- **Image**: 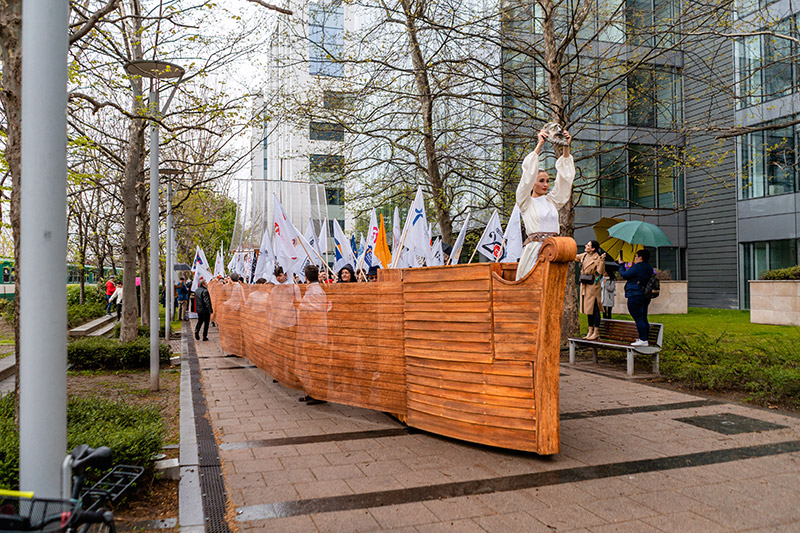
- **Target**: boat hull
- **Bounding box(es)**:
[210,236,576,454]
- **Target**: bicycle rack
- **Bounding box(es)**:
[81,465,145,511]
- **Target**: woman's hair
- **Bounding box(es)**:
[338,264,356,283]
[587,240,600,252]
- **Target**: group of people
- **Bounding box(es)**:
[218,263,381,286]
[517,125,655,347]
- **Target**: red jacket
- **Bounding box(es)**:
[106,280,116,295]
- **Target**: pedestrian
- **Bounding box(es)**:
[105,277,116,315]
[576,240,606,340]
[108,280,123,321]
[515,125,575,281]
[194,278,213,341]
[337,264,356,283]
[175,276,189,321]
[273,266,291,285]
[601,270,616,319]
[618,249,654,347]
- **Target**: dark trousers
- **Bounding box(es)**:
[603,306,613,319]
[116,303,122,320]
[627,294,650,341]
[587,303,602,327]
[195,310,210,339]
[105,294,113,314]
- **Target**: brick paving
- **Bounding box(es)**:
[187,323,800,532]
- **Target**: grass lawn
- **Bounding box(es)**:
[580,308,800,409]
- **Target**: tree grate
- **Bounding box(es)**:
[186,325,231,533]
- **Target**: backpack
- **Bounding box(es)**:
[643,274,660,299]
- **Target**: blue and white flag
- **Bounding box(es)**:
[191,245,209,274]
[332,219,355,272]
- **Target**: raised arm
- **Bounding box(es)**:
[516,129,547,209]
[548,131,575,209]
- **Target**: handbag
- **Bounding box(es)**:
[579,273,595,285]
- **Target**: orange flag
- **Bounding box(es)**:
[375,214,393,268]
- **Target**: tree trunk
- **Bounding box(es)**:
[399,0,454,244]
[0,0,22,417]
[120,114,145,341]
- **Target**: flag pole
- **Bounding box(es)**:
[494,238,507,263]
[389,224,410,269]
[298,234,336,279]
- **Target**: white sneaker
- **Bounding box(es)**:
[631,339,649,347]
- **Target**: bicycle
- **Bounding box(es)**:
[0,445,144,532]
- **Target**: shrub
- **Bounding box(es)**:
[67,284,107,306]
[760,265,800,280]
[0,299,14,326]
[67,337,170,371]
[661,330,800,407]
[112,322,152,339]
[67,301,107,329]
[0,394,164,490]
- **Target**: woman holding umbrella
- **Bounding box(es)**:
[619,248,654,346]
[515,124,575,280]
[576,240,606,340]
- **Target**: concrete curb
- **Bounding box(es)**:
[179,322,205,531]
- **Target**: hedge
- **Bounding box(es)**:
[760,265,800,280]
[0,394,164,490]
[67,337,171,371]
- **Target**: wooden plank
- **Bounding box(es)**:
[407,409,539,452]
[403,280,490,293]
[406,382,535,410]
[406,373,534,399]
[403,291,492,303]
[405,337,492,355]
[405,320,491,333]
[404,311,490,323]
[404,329,491,344]
[404,300,492,313]
[405,346,493,364]
[401,265,493,283]
[406,356,532,377]
[407,396,537,431]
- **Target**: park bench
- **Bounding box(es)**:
[568,318,663,376]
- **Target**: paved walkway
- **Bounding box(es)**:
[187,323,800,532]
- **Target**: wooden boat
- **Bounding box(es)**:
[209,236,576,455]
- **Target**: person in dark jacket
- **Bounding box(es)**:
[194,279,213,341]
[618,248,654,346]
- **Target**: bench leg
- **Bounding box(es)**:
[569,342,575,365]
[591,346,598,364]
[626,349,634,376]
[653,352,659,375]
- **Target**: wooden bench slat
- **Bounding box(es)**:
[568,319,663,376]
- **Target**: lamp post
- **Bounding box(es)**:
[124,60,184,392]
[19,0,69,498]
[160,168,183,340]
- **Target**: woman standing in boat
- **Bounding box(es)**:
[515,125,575,280]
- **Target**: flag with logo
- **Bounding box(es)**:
[450,211,471,265]
[191,246,210,274]
[332,219,355,272]
[375,214,392,268]
[253,227,275,281]
[428,238,444,267]
[476,210,505,261]
[501,205,523,263]
[273,194,302,277]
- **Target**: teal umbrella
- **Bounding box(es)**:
[607,220,673,248]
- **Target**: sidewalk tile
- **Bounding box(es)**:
[421,495,496,521]
[311,509,381,533]
[368,502,439,529]
[293,478,354,499]
[474,511,553,533]
[528,504,608,530]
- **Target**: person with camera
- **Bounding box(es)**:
[576,240,606,340]
[618,249,654,347]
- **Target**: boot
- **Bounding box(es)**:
[587,327,600,340]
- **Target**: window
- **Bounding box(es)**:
[740,239,799,307]
[626,0,676,46]
[628,66,682,128]
[310,121,345,141]
[629,144,682,208]
[328,219,345,234]
[326,188,344,206]
[323,90,354,109]
[736,17,796,108]
[309,2,343,77]
[643,246,685,280]
[310,154,344,173]
[739,122,798,199]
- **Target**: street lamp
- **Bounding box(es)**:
[160,168,183,341]
[124,60,184,392]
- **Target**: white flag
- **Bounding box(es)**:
[332,219,355,272]
[253,227,275,281]
[360,208,382,269]
[450,211,471,265]
[318,219,329,266]
[273,194,302,278]
[214,249,225,278]
[501,205,523,263]
[476,210,505,262]
[191,246,210,275]
[294,220,321,275]
[396,187,428,267]
[391,206,401,256]
[428,238,444,267]
[191,263,214,292]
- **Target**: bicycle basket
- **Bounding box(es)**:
[0,494,77,532]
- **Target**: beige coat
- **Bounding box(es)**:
[576,251,605,315]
